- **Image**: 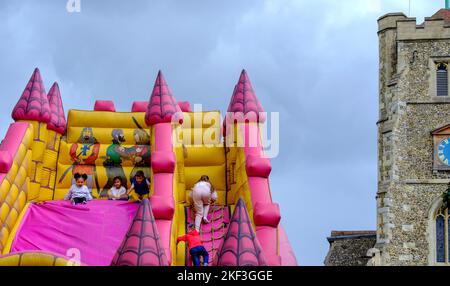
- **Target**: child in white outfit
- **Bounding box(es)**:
[108,176,128,201]
[64,173,93,205]
[190,175,218,231]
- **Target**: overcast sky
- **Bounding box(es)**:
[0,0,444,265]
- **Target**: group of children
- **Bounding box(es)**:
[64,170,150,205]
[64,171,216,267]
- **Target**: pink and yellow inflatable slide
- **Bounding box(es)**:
[0,68,297,266]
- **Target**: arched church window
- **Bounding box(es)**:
[437,63,448,97]
[435,207,450,264]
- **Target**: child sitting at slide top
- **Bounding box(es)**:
[64,173,93,205]
[108,176,128,201]
[177,223,209,266]
[127,170,150,202]
[190,175,218,231]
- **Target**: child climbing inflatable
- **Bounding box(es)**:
[177,223,209,266]
[190,175,218,231]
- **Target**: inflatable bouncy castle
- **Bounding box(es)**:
[0,68,297,266]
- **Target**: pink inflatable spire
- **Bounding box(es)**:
[46,83,66,135]
[111,199,169,266]
[214,199,267,266]
[11,68,50,123]
[226,69,265,122]
[145,70,183,126]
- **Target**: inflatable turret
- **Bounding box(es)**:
[145,71,182,265]
[215,198,267,266]
[112,199,169,266]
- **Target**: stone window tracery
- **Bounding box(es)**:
[435,207,450,264]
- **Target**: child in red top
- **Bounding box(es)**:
[177,223,209,266]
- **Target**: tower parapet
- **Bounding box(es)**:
[378,9,450,41]
[378,13,407,33]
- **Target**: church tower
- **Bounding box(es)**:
[375,8,450,265]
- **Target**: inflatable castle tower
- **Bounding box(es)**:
[0,68,297,266]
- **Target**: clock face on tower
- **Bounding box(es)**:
[432,125,450,171]
[438,138,450,166]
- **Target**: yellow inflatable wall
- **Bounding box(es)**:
[54,110,151,200]
[38,129,62,201]
[226,123,259,222]
[27,121,48,201]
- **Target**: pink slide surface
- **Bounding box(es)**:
[185,206,230,265]
[10,200,139,266]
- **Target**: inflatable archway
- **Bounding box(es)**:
[0,68,297,266]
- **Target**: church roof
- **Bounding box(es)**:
[214,198,267,266]
[327,231,376,243]
[11,68,51,123]
[431,9,450,25]
[111,199,169,266]
[325,230,376,266]
[145,70,183,126]
[46,83,66,135]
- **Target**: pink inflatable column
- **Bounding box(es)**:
[0,122,32,252]
[225,70,294,266]
[145,71,183,265]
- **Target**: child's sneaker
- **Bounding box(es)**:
[202,217,210,224]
